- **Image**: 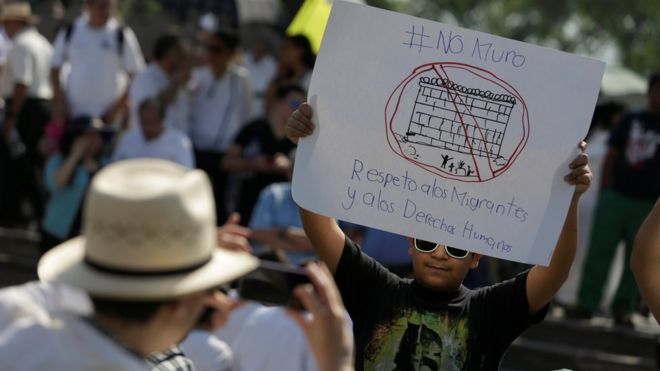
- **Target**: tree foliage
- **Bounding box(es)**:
[366,0,659,75]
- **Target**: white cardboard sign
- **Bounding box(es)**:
[292,1,605,265]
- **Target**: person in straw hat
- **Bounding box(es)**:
[0,159,259,370]
[0,1,53,226]
[0,158,355,371]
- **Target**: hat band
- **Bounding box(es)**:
[84,256,212,277]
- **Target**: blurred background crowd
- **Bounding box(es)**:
[0,0,658,369]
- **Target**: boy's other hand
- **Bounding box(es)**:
[286,102,315,144]
[564,141,592,196]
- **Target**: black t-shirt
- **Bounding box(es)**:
[335,237,547,371]
[609,111,660,201]
[234,119,296,157]
[233,119,296,223]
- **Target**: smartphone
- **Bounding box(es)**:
[237,260,311,309]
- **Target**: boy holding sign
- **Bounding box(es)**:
[287,103,592,370]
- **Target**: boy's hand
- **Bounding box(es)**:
[286,102,315,144]
[564,141,592,196]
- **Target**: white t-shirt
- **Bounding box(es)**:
[187,65,252,152]
[181,330,234,371]
[216,302,317,371]
[0,282,148,371]
[112,127,194,168]
[243,52,277,119]
[2,27,53,99]
[51,16,145,118]
[0,27,10,66]
[129,63,190,132]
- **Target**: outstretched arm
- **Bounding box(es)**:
[526,144,592,315]
[631,198,660,320]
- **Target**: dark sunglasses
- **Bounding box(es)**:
[413,238,470,259]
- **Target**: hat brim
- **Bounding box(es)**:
[37,237,259,301]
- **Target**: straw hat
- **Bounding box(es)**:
[1,2,39,24]
[38,159,258,300]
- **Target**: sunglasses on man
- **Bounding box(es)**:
[413,238,470,259]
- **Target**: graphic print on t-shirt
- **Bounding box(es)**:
[625,119,659,168]
[364,309,469,371]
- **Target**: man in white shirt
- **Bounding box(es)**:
[243,38,277,120]
[128,33,190,133]
[113,98,194,168]
[50,0,145,126]
[188,27,252,222]
[0,2,53,223]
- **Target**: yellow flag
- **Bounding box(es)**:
[286,0,332,53]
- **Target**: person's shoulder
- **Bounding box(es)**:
[181,330,234,370]
[472,269,529,299]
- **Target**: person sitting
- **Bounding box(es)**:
[248,153,315,266]
[112,98,194,168]
[286,102,593,370]
[221,82,303,224]
[40,117,105,254]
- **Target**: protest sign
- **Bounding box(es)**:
[292,1,605,265]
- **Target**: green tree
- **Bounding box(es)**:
[366,0,660,75]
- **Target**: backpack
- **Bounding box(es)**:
[63,22,126,58]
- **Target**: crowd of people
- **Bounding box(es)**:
[0,0,658,370]
[0,0,318,260]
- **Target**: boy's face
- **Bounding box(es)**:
[408,241,480,291]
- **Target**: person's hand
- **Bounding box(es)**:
[216,212,252,253]
[286,102,315,144]
[199,290,241,331]
[272,153,292,173]
[564,141,592,196]
[287,263,353,371]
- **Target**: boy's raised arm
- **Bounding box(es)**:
[288,103,346,273]
[526,145,592,315]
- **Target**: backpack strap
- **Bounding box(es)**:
[116,25,125,57]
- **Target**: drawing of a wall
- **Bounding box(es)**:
[404,77,516,159]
